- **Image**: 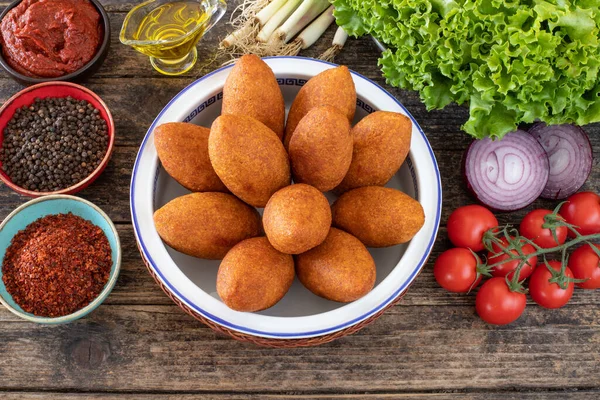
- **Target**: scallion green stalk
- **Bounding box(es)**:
[295,5,335,49]
[257,0,303,42]
[271,0,330,44]
[319,25,349,61]
[332,26,349,47]
[255,0,289,26]
[220,0,271,49]
[279,5,334,56]
[222,24,257,48]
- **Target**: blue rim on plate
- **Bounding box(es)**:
[130,56,442,338]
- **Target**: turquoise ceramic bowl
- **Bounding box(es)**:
[0,195,121,324]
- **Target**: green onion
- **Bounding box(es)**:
[282,5,335,56]
[219,1,345,60]
[257,0,303,42]
[270,0,330,45]
[220,0,270,49]
[255,0,289,26]
[222,24,258,48]
[319,26,349,62]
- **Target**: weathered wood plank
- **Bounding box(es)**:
[0,72,597,154]
[0,147,135,223]
[0,78,471,151]
[98,224,600,307]
[0,304,599,392]
[0,146,598,308]
[2,145,599,226]
[0,0,599,395]
[0,8,596,153]
[2,391,600,399]
[0,72,598,156]
[1,222,592,309]
[0,77,191,148]
[0,76,471,154]
[1,147,599,307]
[1,139,599,224]
[0,3,598,156]
[0,7,368,80]
[4,8,596,153]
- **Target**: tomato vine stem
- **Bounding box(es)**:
[482,215,596,291]
[483,227,600,271]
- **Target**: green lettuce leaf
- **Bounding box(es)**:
[333,0,600,140]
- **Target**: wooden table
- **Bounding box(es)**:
[1,1,599,398]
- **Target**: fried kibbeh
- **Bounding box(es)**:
[154,192,261,259]
[296,228,376,303]
[284,66,356,147]
[263,184,331,254]
[217,237,295,312]
[154,122,228,193]
[336,111,412,193]
[288,106,353,192]
[332,186,425,247]
[222,55,285,138]
[150,62,429,313]
[209,115,291,207]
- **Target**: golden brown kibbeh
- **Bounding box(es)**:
[154,122,228,193]
[154,192,261,259]
[332,186,425,247]
[263,184,331,254]
[222,54,285,138]
[284,66,356,147]
[209,115,291,207]
[288,106,353,192]
[335,111,412,194]
[296,228,376,303]
[217,237,295,312]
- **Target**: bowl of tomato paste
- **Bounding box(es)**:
[0,0,110,85]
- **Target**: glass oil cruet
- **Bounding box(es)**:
[120,0,226,75]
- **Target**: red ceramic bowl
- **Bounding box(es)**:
[0,82,115,197]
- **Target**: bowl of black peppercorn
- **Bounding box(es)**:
[0,81,115,196]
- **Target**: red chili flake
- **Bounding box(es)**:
[2,212,112,317]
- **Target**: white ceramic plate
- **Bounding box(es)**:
[130,56,442,339]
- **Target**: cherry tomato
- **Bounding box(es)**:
[475,277,526,325]
[487,237,537,280]
[528,261,574,309]
[434,248,483,293]
[568,244,600,289]
[447,205,498,251]
[560,192,600,237]
[519,209,567,248]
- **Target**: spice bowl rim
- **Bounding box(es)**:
[0,81,116,197]
[0,0,111,85]
[0,194,121,324]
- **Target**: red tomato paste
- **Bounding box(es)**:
[0,0,102,78]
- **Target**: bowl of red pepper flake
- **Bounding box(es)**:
[0,194,121,323]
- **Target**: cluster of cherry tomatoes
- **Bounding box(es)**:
[434,192,600,325]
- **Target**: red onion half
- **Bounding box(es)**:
[464,130,550,211]
[528,123,593,200]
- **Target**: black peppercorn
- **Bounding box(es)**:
[0,97,108,192]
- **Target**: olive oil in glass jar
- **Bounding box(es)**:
[120,0,226,75]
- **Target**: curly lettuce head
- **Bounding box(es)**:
[333,0,600,139]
